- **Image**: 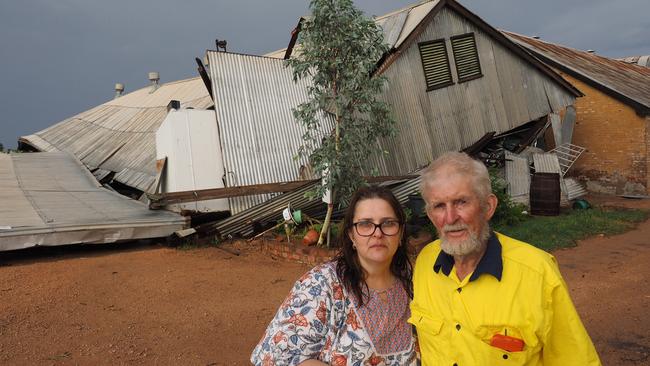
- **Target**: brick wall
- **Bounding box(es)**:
[261,239,338,266]
[647,116,650,195]
[559,73,648,195]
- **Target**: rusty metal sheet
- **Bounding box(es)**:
[506,31,650,115]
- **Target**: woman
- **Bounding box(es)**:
[251,186,417,365]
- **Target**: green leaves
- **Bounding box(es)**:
[288,0,395,207]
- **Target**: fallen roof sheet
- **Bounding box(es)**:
[0,152,187,252]
[506,31,650,116]
[505,151,531,206]
[564,178,587,201]
[19,77,213,193]
[206,50,334,214]
[213,175,422,239]
[533,153,563,175]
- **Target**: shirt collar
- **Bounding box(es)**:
[433,231,503,282]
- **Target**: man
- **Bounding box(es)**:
[410,151,600,365]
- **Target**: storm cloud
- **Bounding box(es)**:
[0,0,648,149]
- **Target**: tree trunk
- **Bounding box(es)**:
[317,202,334,247]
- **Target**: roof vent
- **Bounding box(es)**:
[587,50,595,54]
[114,83,124,99]
[215,39,227,52]
[148,72,160,93]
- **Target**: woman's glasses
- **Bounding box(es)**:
[352,220,401,237]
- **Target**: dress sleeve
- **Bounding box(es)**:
[541,258,602,366]
[251,265,336,366]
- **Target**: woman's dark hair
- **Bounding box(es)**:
[335,185,413,307]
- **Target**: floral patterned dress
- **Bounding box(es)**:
[251,262,418,366]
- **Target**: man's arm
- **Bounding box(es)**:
[542,267,602,365]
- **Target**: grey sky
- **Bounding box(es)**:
[1,0,648,149]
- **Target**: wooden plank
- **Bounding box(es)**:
[151,157,167,194]
[148,175,419,208]
[462,132,496,156]
[514,117,549,153]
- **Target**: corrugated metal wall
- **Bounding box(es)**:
[374,7,575,175]
[207,51,334,214]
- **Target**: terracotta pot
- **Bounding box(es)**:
[302,229,319,246]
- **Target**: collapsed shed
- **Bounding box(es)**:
[14,0,592,241]
[285,0,583,177]
[19,77,213,195]
[0,152,187,252]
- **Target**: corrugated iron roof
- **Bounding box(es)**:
[374,0,440,49]
[506,31,650,116]
[0,152,187,251]
[263,48,287,59]
[206,51,335,214]
[19,77,213,192]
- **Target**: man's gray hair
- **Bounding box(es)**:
[419,151,492,202]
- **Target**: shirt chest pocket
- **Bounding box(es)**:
[408,307,444,358]
[475,324,540,365]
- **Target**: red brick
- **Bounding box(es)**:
[557,72,648,195]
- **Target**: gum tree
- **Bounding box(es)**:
[288,0,396,246]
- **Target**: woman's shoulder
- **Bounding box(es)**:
[297,261,339,284]
[289,261,346,302]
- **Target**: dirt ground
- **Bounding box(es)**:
[0,194,648,365]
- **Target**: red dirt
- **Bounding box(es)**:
[1,194,648,365]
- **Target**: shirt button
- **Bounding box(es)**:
[456,324,461,331]
[457,288,462,293]
[453,363,458,366]
[503,354,509,360]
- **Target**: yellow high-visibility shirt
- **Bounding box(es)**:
[409,232,601,366]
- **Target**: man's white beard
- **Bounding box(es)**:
[439,223,490,256]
